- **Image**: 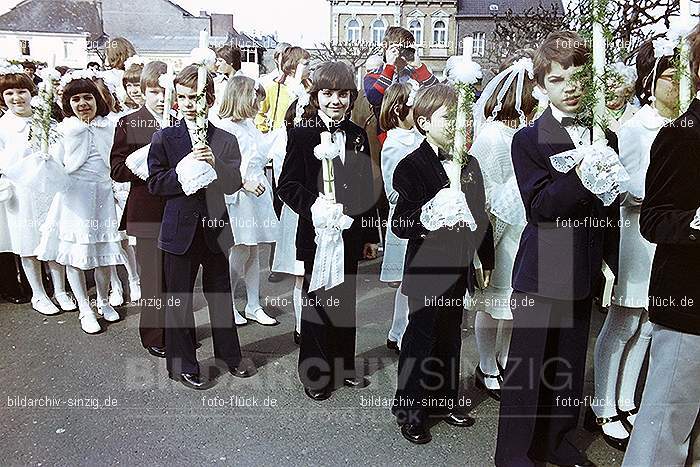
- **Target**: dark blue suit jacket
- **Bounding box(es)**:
[511,108,620,300]
[146,119,242,256]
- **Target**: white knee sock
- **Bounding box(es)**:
[593,304,642,418]
[123,242,139,283]
[228,245,249,312]
[243,245,261,311]
[387,287,409,345]
[475,311,499,376]
[66,267,90,312]
[47,261,67,295]
[618,311,653,416]
[20,256,49,301]
[109,265,122,292]
[496,318,513,370]
[94,266,111,308]
[293,276,303,333]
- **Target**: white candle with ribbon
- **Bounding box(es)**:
[40,53,56,153]
[592,11,606,142]
[446,36,475,189]
[162,62,173,128]
[195,30,209,149]
[319,132,336,202]
[680,0,693,112]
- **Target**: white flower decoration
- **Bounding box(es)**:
[609,62,637,87]
[0,64,24,76]
[124,55,147,70]
[512,57,534,79]
[652,37,676,59]
[158,72,175,90]
[60,69,99,89]
[189,47,217,67]
[38,67,61,82]
[405,78,420,107]
[30,96,45,108]
[444,56,482,85]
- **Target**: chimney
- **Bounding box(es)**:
[199,10,209,17]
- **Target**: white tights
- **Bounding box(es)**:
[229,244,262,312]
[20,257,67,301]
[65,265,111,312]
[474,311,512,377]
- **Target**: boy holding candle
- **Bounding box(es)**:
[147,65,250,389]
[495,31,620,467]
[391,84,494,444]
[277,61,379,401]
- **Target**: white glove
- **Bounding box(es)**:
[420,187,477,232]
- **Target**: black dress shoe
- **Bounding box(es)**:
[343,377,370,388]
[386,339,400,354]
[267,272,284,283]
[1,290,31,304]
[146,346,166,358]
[293,330,300,345]
[400,423,431,444]
[230,366,252,378]
[474,364,502,401]
[583,408,629,452]
[530,455,597,467]
[443,412,476,427]
[169,372,212,390]
[304,386,332,401]
[618,407,638,433]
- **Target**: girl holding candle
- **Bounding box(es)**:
[277,61,379,401]
[377,81,423,353]
[217,76,280,326]
[35,73,127,334]
[0,66,76,315]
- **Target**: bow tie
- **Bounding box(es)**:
[437,148,450,161]
[560,116,579,128]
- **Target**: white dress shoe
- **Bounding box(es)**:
[31,296,61,315]
[54,292,77,311]
[128,280,141,303]
[98,304,121,322]
[233,309,248,326]
[244,306,279,326]
[79,309,101,334]
[109,287,124,307]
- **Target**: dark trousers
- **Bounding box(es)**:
[134,237,165,349]
[495,292,592,467]
[298,260,358,390]
[392,294,463,427]
[162,226,242,375]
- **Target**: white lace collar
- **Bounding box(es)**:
[1,110,31,134]
[632,104,670,131]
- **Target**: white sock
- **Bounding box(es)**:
[293,276,303,333]
[228,245,248,312]
[592,304,642,418]
[495,318,513,370]
[617,311,652,418]
[20,256,49,301]
[123,242,140,283]
[387,287,409,346]
[65,266,90,312]
[94,266,111,308]
[474,311,499,376]
[47,261,67,295]
[109,265,122,292]
[243,245,261,311]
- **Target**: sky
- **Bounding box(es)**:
[0,0,331,47]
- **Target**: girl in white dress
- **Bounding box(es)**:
[0,67,76,315]
[378,82,423,352]
[589,40,678,449]
[469,52,538,401]
[35,74,127,334]
[217,76,280,326]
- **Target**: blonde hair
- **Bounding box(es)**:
[218,76,266,121]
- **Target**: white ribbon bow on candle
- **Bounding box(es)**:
[309,196,354,292]
[691,207,700,230]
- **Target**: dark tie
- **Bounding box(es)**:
[560,116,578,128]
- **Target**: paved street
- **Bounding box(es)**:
[1,245,627,466]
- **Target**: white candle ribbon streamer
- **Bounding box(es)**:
[308,197,354,292]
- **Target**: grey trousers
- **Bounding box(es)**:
[622,324,700,467]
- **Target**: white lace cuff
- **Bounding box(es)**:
[691,207,700,230]
[311,196,353,231]
[550,141,630,206]
[175,156,218,196]
[420,187,477,232]
[125,144,150,181]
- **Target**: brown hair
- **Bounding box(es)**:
[379,82,411,132]
[61,78,110,118]
[106,37,136,71]
[218,76,266,121]
[92,77,122,113]
[383,26,414,48]
[0,73,37,109]
[280,46,311,77]
[534,31,590,86]
[484,50,538,123]
[122,63,144,110]
[216,44,242,72]
[22,60,36,72]
[308,61,358,111]
[688,23,700,92]
[412,84,457,135]
[635,39,679,106]
[174,65,215,107]
[140,61,167,92]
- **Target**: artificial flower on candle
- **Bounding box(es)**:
[124,55,147,70]
[189,47,217,67]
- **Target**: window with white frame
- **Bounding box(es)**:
[473,32,486,57]
[371,19,386,44]
[347,19,361,43]
[63,41,73,59]
[409,19,422,45]
[242,48,256,63]
[433,20,447,45]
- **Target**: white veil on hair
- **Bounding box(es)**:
[473,57,534,135]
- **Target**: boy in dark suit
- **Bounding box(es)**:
[111,61,169,359]
[147,65,250,390]
[277,61,379,402]
[391,84,494,444]
[495,31,620,467]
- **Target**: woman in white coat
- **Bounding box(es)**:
[469,52,538,401]
[379,82,423,352]
[588,40,678,451]
[0,66,76,315]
